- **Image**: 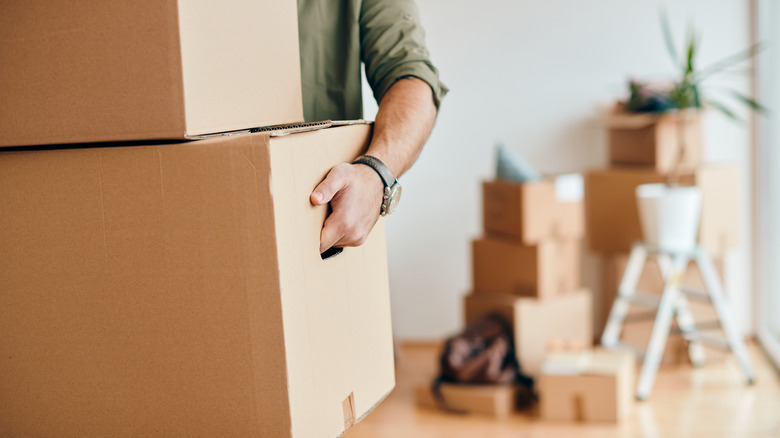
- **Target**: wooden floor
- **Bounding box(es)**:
[345,342,780,438]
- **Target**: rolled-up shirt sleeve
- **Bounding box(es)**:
[359,0,449,109]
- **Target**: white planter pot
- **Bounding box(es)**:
[635,183,702,253]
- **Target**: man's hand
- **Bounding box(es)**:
[310,78,437,254]
[311,162,384,253]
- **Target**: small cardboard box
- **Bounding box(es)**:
[539,349,635,422]
[585,165,738,255]
[607,111,702,174]
[0,0,303,147]
[463,290,593,376]
[482,176,584,244]
[415,383,520,419]
[472,236,580,298]
[599,254,728,365]
[0,124,393,438]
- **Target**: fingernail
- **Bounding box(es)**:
[313,191,324,203]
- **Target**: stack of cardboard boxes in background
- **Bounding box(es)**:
[468,176,593,377]
[586,111,738,365]
[417,173,594,418]
[0,3,394,437]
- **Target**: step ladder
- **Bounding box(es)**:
[601,242,755,400]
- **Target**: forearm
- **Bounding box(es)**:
[365,77,438,177]
[310,76,439,253]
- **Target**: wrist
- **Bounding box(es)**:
[352,155,403,216]
[362,144,400,178]
[353,162,385,193]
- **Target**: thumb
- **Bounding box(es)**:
[311,164,349,205]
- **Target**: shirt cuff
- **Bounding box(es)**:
[373,61,449,110]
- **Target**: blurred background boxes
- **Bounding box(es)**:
[0,0,303,147]
[463,175,590,378]
[585,165,739,255]
[606,112,702,174]
[463,291,593,376]
[472,236,580,298]
[415,384,521,419]
[482,179,584,244]
[539,349,635,422]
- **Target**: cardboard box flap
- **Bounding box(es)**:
[585,351,632,376]
[602,111,661,129]
[541,349,632,376]
[186,120,331,140]
[541,351,593,375]
[185,120,373,140]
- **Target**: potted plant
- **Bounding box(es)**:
[624,13,766,252]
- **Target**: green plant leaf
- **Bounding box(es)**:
[695,42,766,81]
[660,9,681,70]
[730,90,769,113]
[685,23,697,75]
[706,99,741,121]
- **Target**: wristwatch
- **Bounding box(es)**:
[352,155,402,216]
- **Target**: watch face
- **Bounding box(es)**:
[386,184,402,215]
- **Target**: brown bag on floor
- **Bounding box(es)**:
[433,313,534,413]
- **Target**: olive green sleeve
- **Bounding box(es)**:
[359,0,449,109]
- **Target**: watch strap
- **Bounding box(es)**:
[352,155,396,188]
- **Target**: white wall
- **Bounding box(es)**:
[362,0,755,340]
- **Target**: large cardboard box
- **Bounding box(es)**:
[472,236,580,298]
[607,112,702,173]
[463,290,593,376]
[0,0,303,147]
[539,349,635,422]
[585,165,738,255]
[415,383,520,419]
[482,178,584,244]
[599,254,728,365]
[0,124,394,437]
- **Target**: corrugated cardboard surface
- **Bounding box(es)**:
[0,124,393,437]
[584,165,738,255]
[269,126,396,438]
[539,349,634,422]
[608,114,702,173]
[0,0,302,147]
[415,383,520,419]
[463,290,593,376]
[472,236,580,298]
[482,180,584,245]
[178,0,302,136]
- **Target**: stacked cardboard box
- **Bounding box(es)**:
[0,3,394,437]
[586,111,739,364]
[415,384,523,420]
[416,175,593,418]
[467,176,593,377]
[539,348,635,422]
